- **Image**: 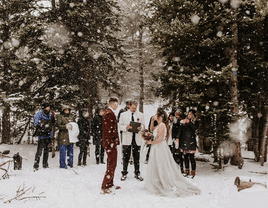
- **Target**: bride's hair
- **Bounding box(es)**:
[156,107,169,139]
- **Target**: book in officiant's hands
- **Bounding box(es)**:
[128,121,141,133]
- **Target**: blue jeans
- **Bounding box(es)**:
[59,144,74,168]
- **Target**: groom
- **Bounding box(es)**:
[119,100,144,181]
[101,97,120,194]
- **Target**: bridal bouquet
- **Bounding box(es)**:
[141,129,154,141]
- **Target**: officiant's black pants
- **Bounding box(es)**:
[122,144,140,176]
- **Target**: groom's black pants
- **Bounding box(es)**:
[122,143,140,176]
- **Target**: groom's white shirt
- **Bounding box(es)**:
[119,110,145,146]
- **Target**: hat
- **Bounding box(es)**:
[61,104,72,111]
[42,103,50,109]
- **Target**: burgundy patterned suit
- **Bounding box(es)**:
[101,108,119,190]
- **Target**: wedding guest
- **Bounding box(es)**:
[174,109,185,173]
[33,103,55,170]
[92,107,105,164]
[178,109,199,178]
[77,108,90,166]
[57,105,76,169]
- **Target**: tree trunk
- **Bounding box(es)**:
[51,0,55,8]
[138,29,144,113]
[253,115,260,162]
[260,105,268,166]
[2,105,10,143]
[17,118,30,144]
[229,18,242,166]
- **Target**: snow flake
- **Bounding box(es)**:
[213,101,219,106]
[217,31,223,37]
[230,0,240,9]
[11,38,20,47]
[231,67,237,72]
[172,57,180,62]
[106,175,111,179]
[3,41,12,49]
[191,15,200,25]
[257,113,262,118]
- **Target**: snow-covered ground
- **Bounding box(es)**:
[1,144,267,208]
[0,105,268,208]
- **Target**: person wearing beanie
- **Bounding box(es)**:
[77,108,91,166]
[56,105,76,169]
[33,103,55,171]
[177,109,199,178]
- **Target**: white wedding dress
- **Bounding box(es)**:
[144,124,201,197]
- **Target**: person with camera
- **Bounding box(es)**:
[33,103,55,171]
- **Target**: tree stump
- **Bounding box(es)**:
[234,176,267,192]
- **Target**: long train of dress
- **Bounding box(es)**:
[144,126,201,197]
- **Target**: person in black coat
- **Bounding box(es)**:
[77,108,90,166]
[92,108,105,164]
[173,109,184,173]
[177,109,199,178]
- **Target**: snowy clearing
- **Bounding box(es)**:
[0,143,267,208]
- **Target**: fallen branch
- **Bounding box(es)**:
[4,183,45,203]
[19,196,46,201]
[0,160,13,168]
[248,171,268,175]
[0,167,9,179]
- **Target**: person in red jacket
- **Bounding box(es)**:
[101,97,120,194]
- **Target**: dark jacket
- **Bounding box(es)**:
[92,114,103,145]
[171,120,180,140]
[178,119,199,151]
[77,116,90,146]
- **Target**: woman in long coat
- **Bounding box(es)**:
[178,110,199,178]
[92,108,105,164]
[77,108,90,166]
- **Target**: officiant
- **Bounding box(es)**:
[119,100,145,181]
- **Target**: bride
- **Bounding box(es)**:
[145,107,201,197]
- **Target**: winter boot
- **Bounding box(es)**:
[184,169,190,177]
[191,170,196,178]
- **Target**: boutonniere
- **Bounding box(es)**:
[137,118,140,122]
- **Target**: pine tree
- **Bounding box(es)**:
[146,0,263,165]
[117,0,161,111]
[237,1,268,164]
[0,0,40,143]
